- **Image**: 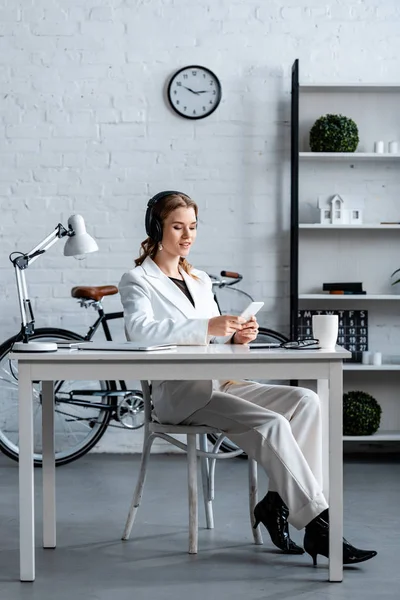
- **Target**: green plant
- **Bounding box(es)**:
[391,268,400,286]
[309,114,359,152]
[343,390,381,436]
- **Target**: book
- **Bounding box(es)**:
[329,290,367,295]
[323,282,364,292]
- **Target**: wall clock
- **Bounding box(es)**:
[167,65,222,120]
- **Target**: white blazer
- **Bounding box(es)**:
[118,256,223,424]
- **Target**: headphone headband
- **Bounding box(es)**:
[145,190,187,242]
[147,190,181,209]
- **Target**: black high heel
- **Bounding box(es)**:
[253,491,304,555]
[304,515,377,566]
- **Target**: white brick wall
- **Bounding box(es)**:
[1,0,400,453]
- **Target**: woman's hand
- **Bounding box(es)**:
[208,315,245,337]
[231,316,259,344]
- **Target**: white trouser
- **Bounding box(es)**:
[181,380,328,530]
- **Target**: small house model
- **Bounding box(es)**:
[317,194,365,225]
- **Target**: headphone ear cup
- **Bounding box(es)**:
[145,206,153,239]
[145,190,185,243]
[152,214,163,243]
[145,206,163,242]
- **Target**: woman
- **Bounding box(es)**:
[119,191,377,566]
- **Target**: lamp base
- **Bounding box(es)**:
[13,341,58,352]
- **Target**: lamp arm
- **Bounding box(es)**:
[14,266,34,342]
[10,223,70,343]
[12,223,69,269]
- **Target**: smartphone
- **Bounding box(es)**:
[240,301,264,321]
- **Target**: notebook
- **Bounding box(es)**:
[57,341,92,349]
[76,342,177,352]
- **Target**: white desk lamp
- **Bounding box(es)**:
[10,214,98,352]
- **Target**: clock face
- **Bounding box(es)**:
[167,65,222,120]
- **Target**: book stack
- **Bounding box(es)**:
[322,282,366,295]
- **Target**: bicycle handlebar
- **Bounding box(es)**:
[208,270,243,288]
[220,270,242,281]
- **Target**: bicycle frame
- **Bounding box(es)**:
[82,306,123,343]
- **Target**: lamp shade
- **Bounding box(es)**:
[63,214,98,257]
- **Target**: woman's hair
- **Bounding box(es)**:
[134,192,199,277]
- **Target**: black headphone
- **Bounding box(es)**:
[145,190,192,243]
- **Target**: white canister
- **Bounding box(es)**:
[372,352,382,366]
[374,141,385,154]
[388,141,399,154]
[362,351,371,365]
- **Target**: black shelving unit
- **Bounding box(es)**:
[290,59,299,341]
[288,62,400,441]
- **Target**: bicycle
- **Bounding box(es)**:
[0,271,288,466]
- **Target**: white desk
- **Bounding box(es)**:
[12,344,350,583]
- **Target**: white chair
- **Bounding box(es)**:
[122,380,264,553]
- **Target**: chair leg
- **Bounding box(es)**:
[122,432,156,541]
[208,455,216,501]
[199,434,214,529]
[248,459,263,545]
[187,433,198,554]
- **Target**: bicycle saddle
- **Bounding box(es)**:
[71,285,118,301]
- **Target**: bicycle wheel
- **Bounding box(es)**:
[207,327,290,455]
[0,328,113,466]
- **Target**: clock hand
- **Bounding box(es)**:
[182,86,200,95]
[195,90,210,94]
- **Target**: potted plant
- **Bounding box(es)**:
[309,114,359,152]
[391,268,400,286]
[343,390,381,436]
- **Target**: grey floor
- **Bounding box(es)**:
[0,452,398,600]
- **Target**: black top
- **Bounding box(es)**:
[169,277,195,307]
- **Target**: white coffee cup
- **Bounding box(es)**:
[312,315,339,350]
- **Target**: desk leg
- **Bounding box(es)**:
[328,361,343,582]
[42,381,56,549]
[317,379,329,502]
[18,363,35,582]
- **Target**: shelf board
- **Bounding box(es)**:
[299,294,399,300]
[344,364,400,371]
[300,83,400,93]
[343,431,400,442]
[299,224,400,230]
[299,152,400,160]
